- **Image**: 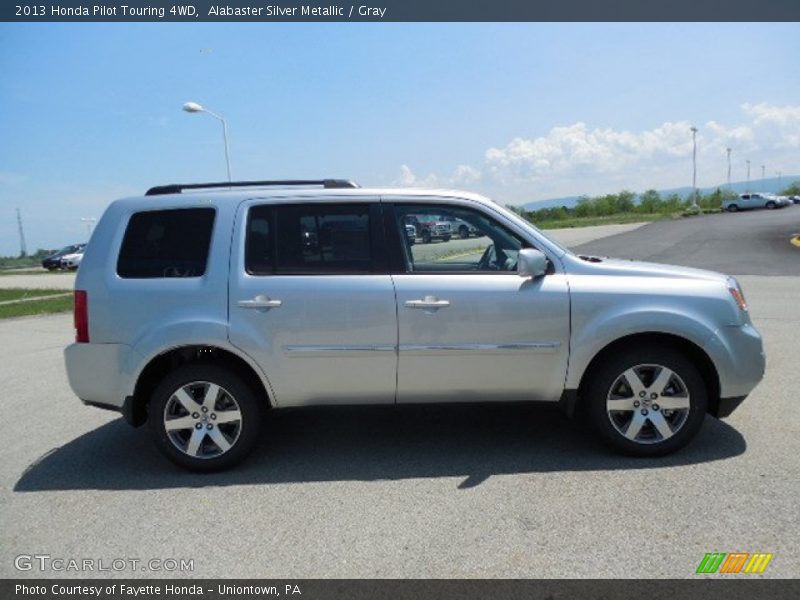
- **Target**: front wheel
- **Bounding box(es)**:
[585,345,707,457]
[727,204,739,212]
[766,201,776,209]
[148,364,263,471]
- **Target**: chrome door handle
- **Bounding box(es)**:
[238,294,282,309]
[404,296,450,309]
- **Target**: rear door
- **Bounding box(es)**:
[385,200,571,404]
[228,198,398,407]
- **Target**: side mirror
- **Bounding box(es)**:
[517,248,548,279]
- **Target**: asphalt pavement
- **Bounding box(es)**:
[572,206,800,276]
[1,214,797,579]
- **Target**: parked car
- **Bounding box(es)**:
[405,223,416,245]
[442,216,479,239]
[790,195,800,205]
[64,179,765,471]
[723,193,788,212]
[406,214,452,243]
[60,252,84,271]
[41,243,85,270]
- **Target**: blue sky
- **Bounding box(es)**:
[1,22,799,255]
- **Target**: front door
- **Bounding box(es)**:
[388,202,571,403]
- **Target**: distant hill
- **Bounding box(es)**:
[521,175,800,211]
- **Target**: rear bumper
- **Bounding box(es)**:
[64,342,133,409]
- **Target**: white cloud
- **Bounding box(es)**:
[395,163,481,188]
[395,102,800,201]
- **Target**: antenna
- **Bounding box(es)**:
[16,208,27,258]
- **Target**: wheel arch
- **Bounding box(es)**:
[126,344,274,427]
[574,332,721,417]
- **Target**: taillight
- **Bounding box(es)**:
[74,290,89,343]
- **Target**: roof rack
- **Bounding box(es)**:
[145,179,360,196]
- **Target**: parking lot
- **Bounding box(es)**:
[1,213,798,578]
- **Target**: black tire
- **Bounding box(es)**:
[421,230,431,244]
[585,344,707,457]
[459,225,469,239]
[766,201,776,209]
[442,235,451,242]
[727,204,738,212]
[148,364,264,471]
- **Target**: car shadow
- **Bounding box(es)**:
[14,403,746,492]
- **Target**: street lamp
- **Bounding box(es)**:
[690,126,698,209]
[182,101,232,182]
[746,159,751,192]
[81,217,96,236]
[726,147,732,187]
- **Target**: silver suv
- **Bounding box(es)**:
[64,179,765,471]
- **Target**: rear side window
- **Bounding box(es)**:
[246,204,374,275]
[117,208,215,278]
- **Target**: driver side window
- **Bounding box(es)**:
[394,204,528,273]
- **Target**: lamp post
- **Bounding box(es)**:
[746,159,750,192]
[182,101,232,182]
[726,147,732,187]
[690,126,698,209]
[80,217,96,236]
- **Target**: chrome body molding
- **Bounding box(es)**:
[283,342,560,357]
[284,344,396,357]
[399,342,561,355]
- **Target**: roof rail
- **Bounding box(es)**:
[145,179,360,196]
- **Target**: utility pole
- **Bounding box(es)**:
[690,126,698,209]
[761,164,765,185]
[16,208,27,257]
[726,147,732,187]
[776,171,782,188]
[746,160,751,192]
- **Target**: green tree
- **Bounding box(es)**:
[638,189,662,213]
[780,181,800,196]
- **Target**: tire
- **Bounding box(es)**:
[727,204,738,212]
[421,230,431,244]
[442,235,451,243]
[459,225,469,239]
[585,344,707,457]
[148,364,264,471]
[766,201,776,209]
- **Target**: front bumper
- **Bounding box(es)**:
[703,322,766,416]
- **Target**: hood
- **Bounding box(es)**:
[574,256,730,284]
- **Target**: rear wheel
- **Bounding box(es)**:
[421,230,431,244]
[766,201,776,209]
[727,204,738,212]
[459,225,469,239]
[585,345,707,456]
[148,364,263,471]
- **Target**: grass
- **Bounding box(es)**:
[0,268,71,276]
[0,288,73,319]
[534,212,669,230]
[0,288,72,302]
[0,294,73,319]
